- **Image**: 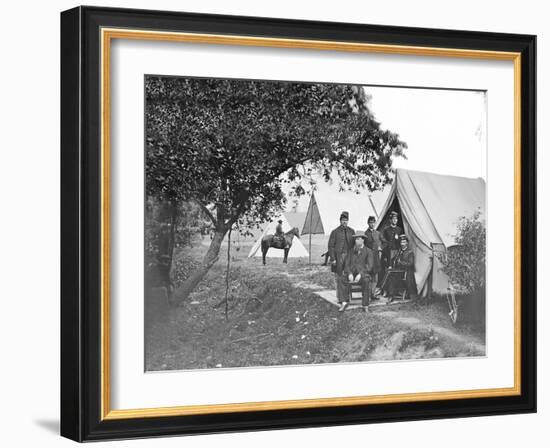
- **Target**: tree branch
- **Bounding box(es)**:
[193,199,217,225]
[226,197,251,228]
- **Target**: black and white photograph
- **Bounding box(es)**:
[0,0,543,444]
[144,76,487,371]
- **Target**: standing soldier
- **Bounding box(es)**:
[381,211,403,269]
[381,211,403,297]
[328,211,355,306]
[364,215,383,298]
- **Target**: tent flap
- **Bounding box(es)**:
[377,169,486,295]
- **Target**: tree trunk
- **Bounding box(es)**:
[167,201,178,282]
[172,228,226,305]
[152,201,179,295]
[224,228,232,320]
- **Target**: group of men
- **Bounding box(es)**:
[327,210,418,313]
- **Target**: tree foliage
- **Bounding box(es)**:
[441,210,486,294]
[146,77,405,227]
[145,198,210,265]
[145,76,407,302]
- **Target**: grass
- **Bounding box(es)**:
[145,235,486,371]
[147,274,405,370]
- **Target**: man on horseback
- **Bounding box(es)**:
[260,225,301,265]
[273,219,288,249]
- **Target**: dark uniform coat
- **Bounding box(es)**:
[381,224,403,269]
[328,225,355,302]
[391,247,418,298]
[364,228,383,272]
[344,246,375,277]
[328,225,355,275]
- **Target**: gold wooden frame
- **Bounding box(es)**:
[100,27,522,421]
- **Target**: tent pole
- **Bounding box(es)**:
[368,194,379,219]
[308,192,313,265]
[309,232,312,265]
[428,244,434,304]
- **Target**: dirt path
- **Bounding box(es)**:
[288,275,485,355]
[376,310,485,354]
[147,246,485,370]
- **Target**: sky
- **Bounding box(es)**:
[366,86,487,180]
[285,86,487,213]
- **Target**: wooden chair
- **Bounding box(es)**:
[380,269,408,301]
[343,278,364,306]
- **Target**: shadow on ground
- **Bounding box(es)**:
[33,419,59,435]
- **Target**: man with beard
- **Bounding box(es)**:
[328,211,355,307]
[342,231,375,312]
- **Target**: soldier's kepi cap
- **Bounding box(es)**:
[390,211,399,218]
[340,211,349,220]
[399,234,409,242]
[367,215,376,223]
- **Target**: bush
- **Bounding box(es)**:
[440,210,486,295]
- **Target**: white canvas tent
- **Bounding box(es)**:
[301,181,389,235]
[247,213,309,258]
[376,168,486,296]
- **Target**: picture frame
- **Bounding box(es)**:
[60,5,536,442]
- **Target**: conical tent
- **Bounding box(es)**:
[248,213,309,258]
[376,168,486,296]
[301,182,389,235]
[285,211,307,231]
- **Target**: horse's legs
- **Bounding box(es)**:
[262,247,267,265]
[283,248,289,264]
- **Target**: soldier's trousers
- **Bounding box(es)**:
[335,273,348,303]
[334,253,348,303]
[370,273,378,296]
[361,277,372,306]
[347,272,371,306]
[338,272,376,306]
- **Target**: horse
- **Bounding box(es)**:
[260,227,301,265]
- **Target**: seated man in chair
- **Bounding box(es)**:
[387,234,418,301]
[339,231,374,313]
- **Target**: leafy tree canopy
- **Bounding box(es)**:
[146,76,406,232]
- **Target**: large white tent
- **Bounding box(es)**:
[301,181,390,235]
[247,213,309,258]
[376,168,486,296]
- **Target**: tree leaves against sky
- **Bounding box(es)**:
[145,76,406,232]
